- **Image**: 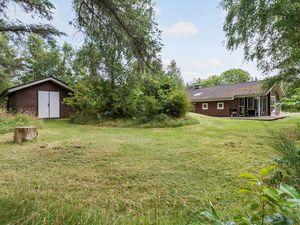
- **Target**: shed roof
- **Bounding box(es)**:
[186,81,281,102]
[6,77,71,94]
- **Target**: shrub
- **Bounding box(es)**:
[281,95,300,112]
[67,72,191,124]
[136,73,191,119]
[281,88,300,112]
[163,91,191,118]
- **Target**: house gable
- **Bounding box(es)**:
[6,77,71,95]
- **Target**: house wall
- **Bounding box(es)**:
[193,99,238,117]
[8,81,71,118]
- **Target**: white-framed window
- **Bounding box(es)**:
[217,102,224,110]
[202,103,208,110]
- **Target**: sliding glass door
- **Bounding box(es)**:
[260,97,268,116]
[239,98,245,116]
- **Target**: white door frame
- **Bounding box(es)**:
[38,91,49,118]
[38,91,60,118]
[49,91,60,118]
[260,96,268,116]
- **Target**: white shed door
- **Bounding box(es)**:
[38,91,60,118]
[49,91,60,118]
[38,91,49,118]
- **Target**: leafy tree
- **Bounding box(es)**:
[165,59,184,88]
[201,75,223,87]
[73,0,161,69]
[66,0,180,122]
[67,38,142,119]
[280,88,300,112]
[60,43,75,84]
[0,34,21,93]
[186,75,223,89]
[187,69,253,88]
[138,72,190,119]
[220,68,252,84]
[221,0,300,85]
[20,35,74,83]
[186,78,202,89]
[0,0,63,38]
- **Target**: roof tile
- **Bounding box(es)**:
[186,81,264,102]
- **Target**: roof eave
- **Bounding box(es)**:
[6,77,72,94]
[190,97,234,102]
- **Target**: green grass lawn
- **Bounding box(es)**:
[0,113,299,225]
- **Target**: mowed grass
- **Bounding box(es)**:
[0,113,299,224]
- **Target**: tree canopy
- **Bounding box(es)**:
[73,0,162,69]
[220,68,252,84]
[187,68,253,88]
[0,34,20,93]
[221,0,300,84]
[165,59,184,88]
[19,35,75,83]
[0,0,63,38]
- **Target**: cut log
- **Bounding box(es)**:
[14,126,38,143]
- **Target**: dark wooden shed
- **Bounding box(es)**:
[6,77,72,118]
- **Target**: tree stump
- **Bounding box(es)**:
[14,126,38,143]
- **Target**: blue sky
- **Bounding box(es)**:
[8,0,261,82]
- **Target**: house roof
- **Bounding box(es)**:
[6,77,71,94]
[186,81,283,102]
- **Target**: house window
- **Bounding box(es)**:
[202,103,208,110]
[217,102,224,110]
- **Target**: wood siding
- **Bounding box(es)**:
[193,99,238,117]
[7,81,71,118]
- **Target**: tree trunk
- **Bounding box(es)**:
[14,126,38,143]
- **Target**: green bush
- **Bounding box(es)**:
[281,95,300,112]
[163,91,191,118]
[67,72,191,125]
[281,88,300,112]
[136,73,191,120]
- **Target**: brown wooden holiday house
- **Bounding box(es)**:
[186,81,285,117]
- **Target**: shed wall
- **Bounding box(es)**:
[8,81,71,118]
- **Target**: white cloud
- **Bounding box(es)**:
[164,22,199,36]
